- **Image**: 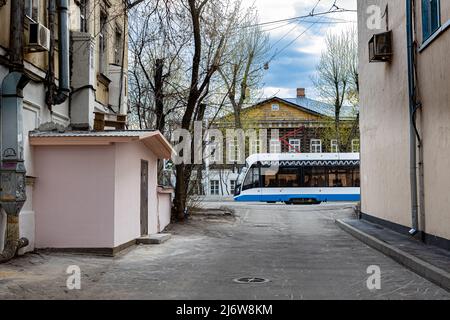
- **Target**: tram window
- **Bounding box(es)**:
[328,169,346,187]
[327,167,360,187]
[303,167,327,188]
[243,166,260,191]
[312,167,327,187]
[353,167,360,187]
[278,167,300,188]
[263,173,277,188]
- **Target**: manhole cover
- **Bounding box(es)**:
[233,277,270,284]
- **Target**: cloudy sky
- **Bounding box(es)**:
[243,0,357,99]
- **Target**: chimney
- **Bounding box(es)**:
[297,88,306,98]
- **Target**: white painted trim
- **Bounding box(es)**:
[419,19,450,52]
[51,111,71,124]
[23,103,41,130]
[24,61,47,79]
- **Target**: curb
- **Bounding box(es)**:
[336,219,450,292]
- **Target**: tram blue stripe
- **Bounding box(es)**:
[234,194,360,202]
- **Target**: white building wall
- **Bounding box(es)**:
[0,51,70,254]
[202,169,240,198]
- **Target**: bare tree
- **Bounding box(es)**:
[219,7,269,129]
[313,28,358,151]
[128,1,189,134]
[173,0,240,220]
[128,0,261,220]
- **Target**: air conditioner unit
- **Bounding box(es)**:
[27,23,50,52]
[369,31,393,62]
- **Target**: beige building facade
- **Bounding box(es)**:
[358,0,450,248]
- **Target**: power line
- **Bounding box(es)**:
[265,0,353,64]
[244,7,356,29]
[271,15,327,61]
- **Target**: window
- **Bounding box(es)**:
[330,140,339,153]
[114,28,123,65]
[289,139,301,153]
[208,140,220,163]
[310,139,322,153]
[162,159,173,171]
[25,0,39,22]
[270,139,281,154]
[210,180,220,196]
[303,167,327,188]
[422,0,440,40]
[79,0,89,32]
[229,180,236,195]
[263,170,277,188]
[242,166,260,191]
[272,104,280,111]
[352,139,360,153]
[277,167,300,188]
[228,137,241,162]
[327,167,360,188]
[250,138,260,155]
[99,10,108,74]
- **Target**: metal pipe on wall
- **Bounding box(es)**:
[0,0,30,263]
[46,0,71,106]
[406,0,420,234]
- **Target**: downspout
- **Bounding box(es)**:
[46,0,71,107]
[406,0,419,235]
[0,0,30,263]
[0,73,30,263]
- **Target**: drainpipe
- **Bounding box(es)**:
[0,0,30,263]
[406,0,419,235]
[46,0,71,107]
[0,73,30,263]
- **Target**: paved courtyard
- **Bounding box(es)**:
[0,202,449,300]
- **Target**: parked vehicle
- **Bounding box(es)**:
[234,153,360,204]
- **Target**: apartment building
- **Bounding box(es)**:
[0,0,173,259]
[358,0,450,248]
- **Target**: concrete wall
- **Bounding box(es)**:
[157,192,172,232]
[113,141,159,247]
[32,141,169,250]
[415,1,450,240]
[0,52,71,254]
[33,146,116,248]
[358,0,450,240]
[201,169,240,197]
